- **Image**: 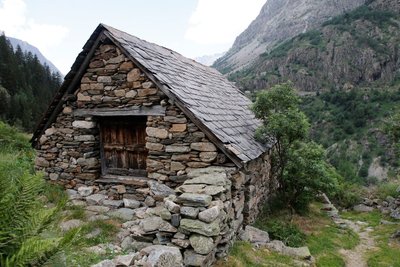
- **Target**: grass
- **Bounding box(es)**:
[296,204,359,267]
[341,210,383,227]
[341,209,400,267]
[45,218,121,267]
[368,219,400,267]
[214,241,297,267]
[216,203,360,267]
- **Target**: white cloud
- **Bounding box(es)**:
[185,0,266,45]
[0,0,68,52]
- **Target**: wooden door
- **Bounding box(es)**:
[100,116,147,176]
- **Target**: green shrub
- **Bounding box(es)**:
[375,182,400,199]
[333,182,363,208]
[256,219,306,247]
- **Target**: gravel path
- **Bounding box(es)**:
[337,219,376,267]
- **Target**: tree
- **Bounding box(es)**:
[0,85,10,116]
[252,83,339,212]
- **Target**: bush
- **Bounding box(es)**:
[333,182,363,208]
[253,83,340,213]
[375,183,400,199]
[257,219,306,247]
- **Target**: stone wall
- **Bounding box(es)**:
[35,42,237,205]
[35,40,276,266]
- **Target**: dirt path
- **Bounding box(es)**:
[337,219,376,267]
[320,194,377,267]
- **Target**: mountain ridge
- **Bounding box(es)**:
[6,36,62,76]
[228,0,400,93]
[213,0,366,74]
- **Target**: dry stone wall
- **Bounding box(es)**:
[34,41,276,266]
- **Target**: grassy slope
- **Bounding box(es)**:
[217,203,400,267]
[216,204,360,267]
[0,122,123,266]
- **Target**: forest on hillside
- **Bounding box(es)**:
[0,34,61,132]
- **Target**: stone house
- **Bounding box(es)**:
[31,24,276,265]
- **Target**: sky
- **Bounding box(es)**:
[0,0,266,74]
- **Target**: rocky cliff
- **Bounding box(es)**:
[229,1,400,93]
[213,0,366,74]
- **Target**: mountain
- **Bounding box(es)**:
[7,36,62,76]
[195,52,226,66]
[226,0,400,184]
[213,0,366,74]
[229,0,400,94]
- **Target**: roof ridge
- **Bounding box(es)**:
[100,23,222,75]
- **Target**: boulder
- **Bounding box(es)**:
[198,206,220,223]
[108,208,135,221]
[141,245,183,267]
[123,198,141,209]
[239,225,270,244]
[103,200,124,208]
[165,145,191,153]
[113,253,138,266]
[183,173,228,186]
[139,216,177,233]
[86,194,106,205]
[199,152,218,162]
[86,205,110,213]
[183,250,215,267]
[180,219,220,237]
[180,207,199,219]
[189,234,214,255]
[148,181,175,200]
[283,246,312,260]
[78,186,93,197]
[186,166,233,177]
[146,127,168,139]
[176,193,212,207]
[263,240,311,260]
[164,199,180,214]
[190,142,217,152]
[72,120,96,129]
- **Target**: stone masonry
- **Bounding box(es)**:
[35,41,276,266]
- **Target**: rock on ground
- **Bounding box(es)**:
[141,245,183,267]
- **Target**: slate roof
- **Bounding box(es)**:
[31,24,270,166]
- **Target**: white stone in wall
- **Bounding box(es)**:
[74,135,95,142]
[77,93,91,101]
[190,142,217,152]
[165,145,191,153]
[146,127,168,139]
[72,120,96,129]
[44,127,57,136]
